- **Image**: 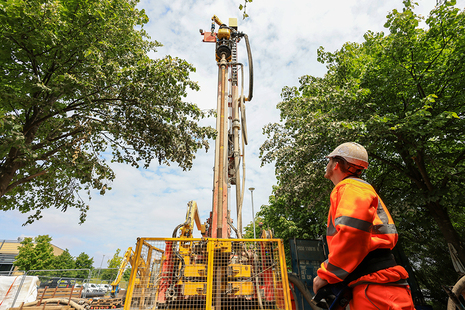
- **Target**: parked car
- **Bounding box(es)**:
[81,283,105,297]
[39,277,76,289]
[83,283,99,293]
[97,284,111,293]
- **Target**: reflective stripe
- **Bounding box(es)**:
[347,178,394,232]
[373,224,397,234]
[335,216,372,233]
[325,260,350,280]
[327,214,336,236]
[350,278,409,287]
[377,200,389,224]
[349,177,370,185]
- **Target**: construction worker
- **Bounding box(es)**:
[313,142,415,309]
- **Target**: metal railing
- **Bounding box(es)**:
[0,268,128,309]
[124,238,291,310]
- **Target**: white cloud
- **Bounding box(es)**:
[2,0,463,266]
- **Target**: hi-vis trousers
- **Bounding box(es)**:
[350,284,415,310]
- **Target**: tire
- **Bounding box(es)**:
[447,275,465,310]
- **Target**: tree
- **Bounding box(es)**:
[242,215,264,239]
[260,1,464,307]
[75,252,93,279]
[256,191,327,242]
[13,237,35,271]
[122,268,131,282]
[53,249,75,272]
[14,235,55,271]
[0,0,215,224]
[101,249,123,281]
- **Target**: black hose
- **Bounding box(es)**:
[287,273,320,310]
[244,34,253,102]
[290,284,300,310]
[172,222,186,238]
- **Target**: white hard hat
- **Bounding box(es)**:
[326,142,369,169]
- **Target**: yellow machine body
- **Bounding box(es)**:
[123,237,292,310]
[217,28,231,40]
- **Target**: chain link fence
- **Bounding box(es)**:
[0,268,130,310]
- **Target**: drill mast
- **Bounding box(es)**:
[201,16,253,238]
[123,16,293,310]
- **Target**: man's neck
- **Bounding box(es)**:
[332,173,353,186]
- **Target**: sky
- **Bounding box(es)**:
[2,0,464,268]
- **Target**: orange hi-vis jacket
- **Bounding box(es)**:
[317,177,409,287]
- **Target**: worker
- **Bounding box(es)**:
[313,142,415,309]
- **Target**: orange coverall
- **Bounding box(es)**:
[317,177,414,309]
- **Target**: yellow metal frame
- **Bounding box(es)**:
[123,238,292,310]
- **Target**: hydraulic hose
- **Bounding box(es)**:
[287,273,320,310]
[172,220,188,238]
[290,285,300,310]
[244,34,253,102]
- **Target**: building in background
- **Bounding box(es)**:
[0,238,64,273]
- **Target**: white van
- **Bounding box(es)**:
[83,283,99,293]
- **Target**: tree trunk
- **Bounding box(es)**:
[0,149,21,198]
[426,201,465,269]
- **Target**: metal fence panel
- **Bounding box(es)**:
[124,238,291,310]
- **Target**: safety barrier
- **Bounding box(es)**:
[124,238,291,310]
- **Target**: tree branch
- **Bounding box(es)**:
[32,128,84,151]
[5,169,48,192]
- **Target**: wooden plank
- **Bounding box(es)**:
[9,306,71,310]
[38,288,80,294]
[36,287,83,306]
[37,288,82,300]
[38,293,81,298]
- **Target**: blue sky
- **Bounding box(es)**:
[2,0,463,267]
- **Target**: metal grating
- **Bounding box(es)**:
[124,238,291,310]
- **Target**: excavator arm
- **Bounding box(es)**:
[177,201,205,238]
[211,15,224,26]
[111,247,134,298]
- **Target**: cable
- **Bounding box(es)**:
[287,273,320,310]
[244,34,253,102]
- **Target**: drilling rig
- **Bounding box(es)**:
[122,16,292,310]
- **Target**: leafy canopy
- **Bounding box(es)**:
[0,0,215,224]
[100,248,123,281]
[13,235,85,272]
[260,1,465,307]
[75,252,94,278]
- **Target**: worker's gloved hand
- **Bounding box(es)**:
[312,282,352,310]
[312,284,336,309]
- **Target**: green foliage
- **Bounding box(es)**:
[13,237,35,271]
[122,268,131,281]
[260,2,465,308]
[14,235,93,278]
[14,235,55,271]
[257,190,327,242]
[100,248,122,281]
[239,0,253,19]
[243,216,264,239]
[75,252,94,278]
[0,0,215,224]
[53,249,75,272]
